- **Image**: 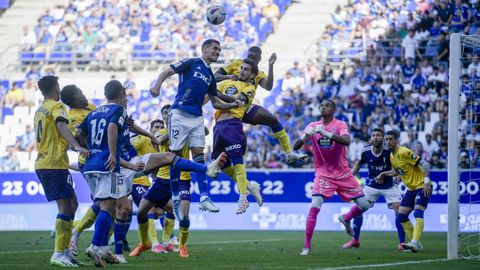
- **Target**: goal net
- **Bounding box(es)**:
[448,34,480,260]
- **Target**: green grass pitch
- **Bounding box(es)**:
[0,231,478,269]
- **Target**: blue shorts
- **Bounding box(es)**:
[242,104,261,124]
[401,188,429,208]
[212,118,246,159]
[143,178,171,208]
[132,184,149,207]
[35,169,74,202]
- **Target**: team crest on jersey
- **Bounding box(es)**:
[411,154,417,160]
[317,136,332,148]
[225,86,238,95]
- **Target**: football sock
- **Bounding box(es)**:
[137,216,150,246]
[92,210,112,247]
[401,221,414,241]
[172,155,207,173]
[353,214,363,241]
[74,206,98,234]
[163,216,175,243]
[125,212,132,236]
[304,207,320,249]
[413,209,425,242]
[192,154,209,198]
[65,216,73,250]
[158,213,165,229]
[233,163,248,194]
[166,212,176,240]
[179,226,189,248]
[108,216,115,240]
[114,219,126,254]
[222,166,238,183]
[343,205,364,222]
[147,214,159,245]
[395,213,406,243]
[273,129,292,154]
[55,214,70,253]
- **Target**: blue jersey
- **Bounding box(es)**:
[170,58,217,116]
[119,124,138,162]
[79,104,127,173]
[359,145,394,189]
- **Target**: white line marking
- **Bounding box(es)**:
[310,258,449,270]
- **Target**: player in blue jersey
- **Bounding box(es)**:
[339,128,405,250]
[150,39,242,216]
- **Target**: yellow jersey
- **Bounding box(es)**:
[34,99,70,170]
[390,146,424,190]
[156,129,191,181]
[222,59,267,88]
[215,80,255,121]
[130,134,157,186]
[67,103,96,165]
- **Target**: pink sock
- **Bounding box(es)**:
[304,207,320,249]
[343,205,363,222]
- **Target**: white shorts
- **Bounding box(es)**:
[84,172,119,200]
[169,108,205,151]
[363,185,402,208]
[118,154,151,198]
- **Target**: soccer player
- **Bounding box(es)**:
[34,76,89,266]
[130,104,191,257]
[293,99,370,256]
[212,58,263,214]
[214,46,306,164]
[59,84,100,256]
[340,128,406,250]
[150,39,242,215]
[375,130,432,253]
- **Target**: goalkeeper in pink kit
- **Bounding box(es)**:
[293,99,371,256]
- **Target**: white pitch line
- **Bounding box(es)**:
[311,258,449,270]
[0,238,290,255]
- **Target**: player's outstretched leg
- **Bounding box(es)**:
[222,164,263,206]
[301,196,324,255]
[244,105,307,164]
[339,197,370,237]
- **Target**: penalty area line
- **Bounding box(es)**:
[311,258,449,270]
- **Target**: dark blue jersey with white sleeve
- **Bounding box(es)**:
[170,57,217,116]
[79,103,127,173]
[359,145,394,189]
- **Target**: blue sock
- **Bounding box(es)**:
[125,213,132,236]
[172,155,207,173]
[353,214,363,241]
[92,210,112,247]
[91,202,100,215]
[114,219,126,254]
[170,166,181,219]
[165,212,176,239]
[395,213,406,243]
[192,154,209,198]
[156,213,164,229]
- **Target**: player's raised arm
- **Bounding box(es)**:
[57,121,89,156]
[150,67,176,97]
[258,53,276,91]
[351,160,362,175]
[293,126,314,151]
[127,119,160,146]
[375,169,398,184]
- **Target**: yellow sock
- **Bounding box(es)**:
[138,221,150,246]
[74,207,97,234]
[402,221,414,241]
[413,218,424,241]
[148,219,159,245]
[179,226,189,248]
[274,129,292,154]
[54,217,70,253]
[163,218,175,243]
[222,166,238,183]
[65,220,73,250]
[234,163,248,194]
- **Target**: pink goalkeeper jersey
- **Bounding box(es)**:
[305,118,352,179]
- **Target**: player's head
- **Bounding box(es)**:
[320,99,336,117]
[61,84,88,109]
[385,130,399,150]
[161,104,172,125]
[370,128,384,148]
[239,58,259,82]
[201,39,221,64]
[247,46,262,63]
[104,79,126,104]
[38,75,60,99]
[150,119,163,134]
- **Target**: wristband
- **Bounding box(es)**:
[424,177,431,184]
[300,134,309,142]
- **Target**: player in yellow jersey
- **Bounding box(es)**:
[212,58,263,214]
[59,84,100,256]
[214,46,307,164]
[34,76,89,267]
[375,130,432,253]
[130,104,192,258]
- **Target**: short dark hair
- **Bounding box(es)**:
[247,46,262,62]
[201,39,220,50]
[161,104,172,114]
[104,80,125,100]
[60,84,79,107]
[243,58,259,76]
[248,46,262,55]
[150,119,163,129]
[372,128,384,135]
[323,98,336,108]
[38,75,58,94]
[385,130,399,139]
